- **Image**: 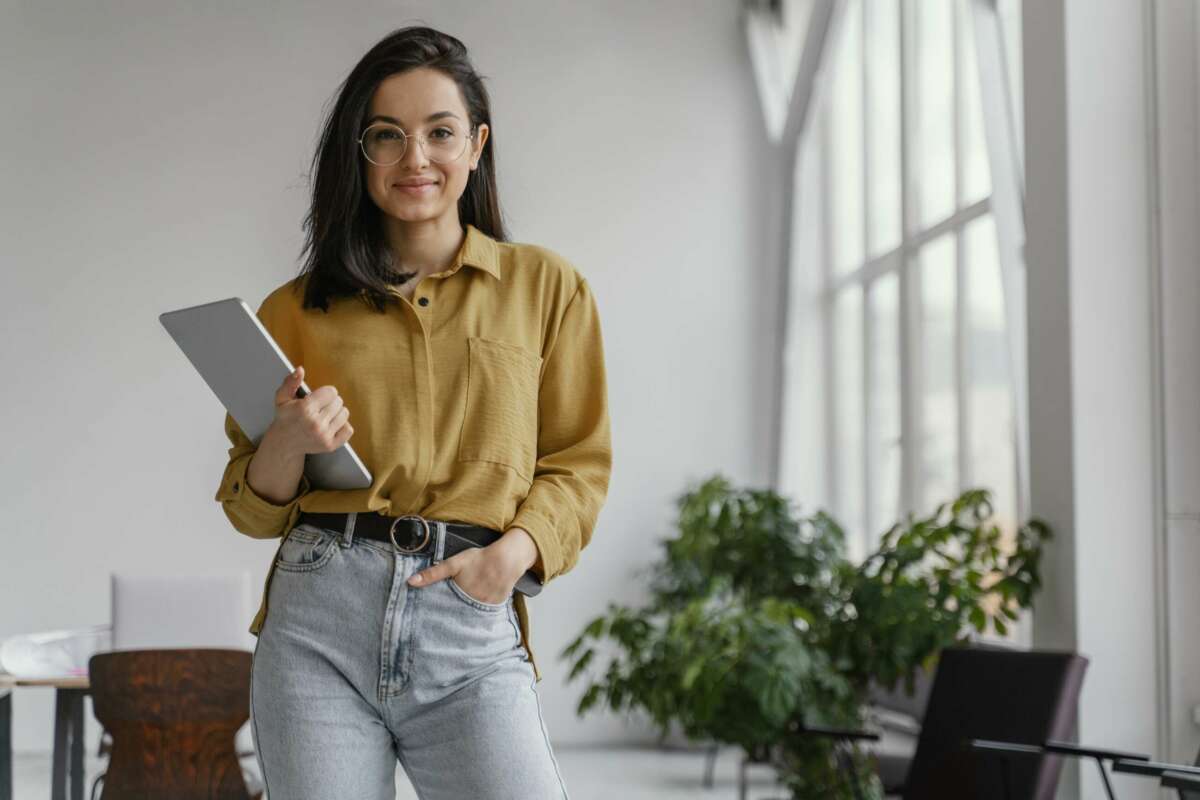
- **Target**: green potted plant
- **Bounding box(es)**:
[561,474,1050,799]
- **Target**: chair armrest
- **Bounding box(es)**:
[968,739,1045,757]
[969,738,1150,764]
[1043,739,1150,763]
[1113,759,1200,779]
[797,724,881,743]
[1162,770,1200,791]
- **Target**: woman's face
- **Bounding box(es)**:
[361,67,489,226]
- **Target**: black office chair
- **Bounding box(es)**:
[970,738,1149,800]
[735,646,1088,799]
[772,647,1088,800]
[895,647,1088,798]
[972,742,1200,799]
[1104,748,1200,799]
[1177,747,1200,800]
[1181,749,1200,800]
[1166,760,1200,798]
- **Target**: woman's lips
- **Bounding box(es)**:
[396,182,437,195]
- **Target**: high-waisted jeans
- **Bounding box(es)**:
[249,513,570,799]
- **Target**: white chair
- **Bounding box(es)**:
[110,571,255,652]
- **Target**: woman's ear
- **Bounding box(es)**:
[471,124,489,169]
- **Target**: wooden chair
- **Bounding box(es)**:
[88,648,261,800]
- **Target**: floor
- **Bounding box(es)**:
[11,743,791,799]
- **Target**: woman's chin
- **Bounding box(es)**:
[383,204,444,223]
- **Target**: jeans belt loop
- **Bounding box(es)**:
[341,511,357,548]
[433,521,447,564]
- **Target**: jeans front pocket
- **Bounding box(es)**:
[274,524,339,573]
[457,337,542,482]
[408,565,525,692]
[446,575,511,613]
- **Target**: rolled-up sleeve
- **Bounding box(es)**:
[509,278,613,584]
[215,411,310,539]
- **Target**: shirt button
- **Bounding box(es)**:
[418,297,430,306]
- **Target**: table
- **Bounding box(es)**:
[0,674,90,800]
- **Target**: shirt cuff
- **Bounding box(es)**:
[216,452,310,538]
[508,505,560,584]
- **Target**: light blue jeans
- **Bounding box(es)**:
[249,514,570,799]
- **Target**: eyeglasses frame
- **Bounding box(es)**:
[357,120,478,166]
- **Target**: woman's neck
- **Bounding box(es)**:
[382,214,465,282]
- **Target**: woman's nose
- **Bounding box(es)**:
[400,133,430,168]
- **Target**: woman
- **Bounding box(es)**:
[214,25,612,799]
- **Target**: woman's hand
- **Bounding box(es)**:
[407,528,538,604]
[268,365,354,459]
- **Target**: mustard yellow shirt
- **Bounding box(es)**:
[214,223,613,682]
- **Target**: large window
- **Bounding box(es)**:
[780,0,1025,562]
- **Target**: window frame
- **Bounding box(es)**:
[758,0,1028,562]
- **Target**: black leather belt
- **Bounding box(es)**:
[297,511,543,597]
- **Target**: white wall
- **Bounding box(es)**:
[1024,1,1200,798]
[0,0,776,754]
[1155,0,1200,770]
[1064,0,1160,792]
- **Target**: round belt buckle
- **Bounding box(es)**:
[389,514,431,554]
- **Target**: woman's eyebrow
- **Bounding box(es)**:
[366,111,460,125]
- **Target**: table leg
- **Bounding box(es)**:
[51,690,68,800]
[68,690,84,800]
[51,688,88,800]
[0,690,12,800]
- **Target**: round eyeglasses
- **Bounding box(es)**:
[358,121,475,166]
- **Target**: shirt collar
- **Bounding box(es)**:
[450,223,502,280]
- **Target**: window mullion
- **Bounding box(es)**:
[899,0,919,517]
[827,198,989,295]
[957,233,971,492]
[861,0,874,545]
[953,0,970,494]
[820,104,838,522]
[862,282,873,554]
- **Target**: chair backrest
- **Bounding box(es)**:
[89,648,253,799]
[902,646,1088,800]
[111,571,254,651]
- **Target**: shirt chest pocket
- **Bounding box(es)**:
[458,337,543,483]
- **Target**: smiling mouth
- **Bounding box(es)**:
[395,182,437,195]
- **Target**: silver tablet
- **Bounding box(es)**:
[159,296,373,490]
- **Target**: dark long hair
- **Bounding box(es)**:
[294,25,508,313]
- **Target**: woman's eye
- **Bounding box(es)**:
[431,128,453,140]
